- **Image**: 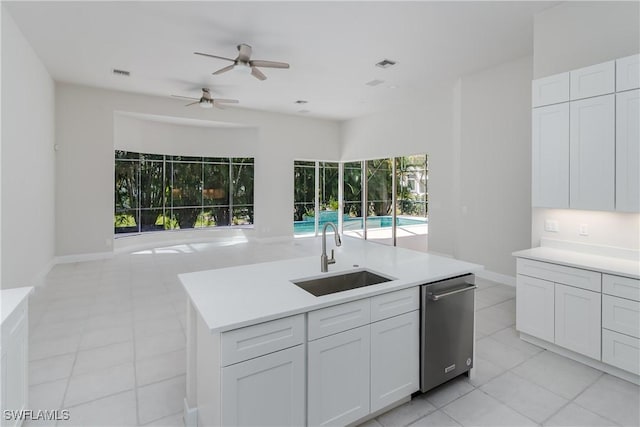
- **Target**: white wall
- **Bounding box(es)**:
[456,56,533,276]
[532,2,640,250]
[340,88,455,256]
[1,8,56,288]
[55,83,340,256]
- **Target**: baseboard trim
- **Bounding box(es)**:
[31,258,56,287]
[475,270,516,287]
[520,332,640,385]
[54,251,113,264]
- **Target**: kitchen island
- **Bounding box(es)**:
[180,237,482,427]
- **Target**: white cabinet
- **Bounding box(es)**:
[1,290,30,427]
[370,311,419,413]
[307,325,370,426]
[555,284,601,360]
[616,89,640,212]
[532,72,570,107]
[221,345,305,426]
[516,275,555,342]
[616,54,640,92]
[602,329,640,375]
[569,94,615,211]
[602,295,640,339]
[532,103,570,208]
[570,61,615,100]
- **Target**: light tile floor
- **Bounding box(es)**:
[24,239,639,427]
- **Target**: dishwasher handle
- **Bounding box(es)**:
[427,284,477,301]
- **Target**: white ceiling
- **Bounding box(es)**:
[5,1,557,120]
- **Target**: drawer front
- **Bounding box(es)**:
[517,258,601,292]
[602,329,640,375]
[308,299,370,341]
[603,295,640,338]
[532,72,570,107]
[603,274,640,302]
[617,54,640,92]
[570,60,615,100]
[221,314,304,366]
[370,287,419,322]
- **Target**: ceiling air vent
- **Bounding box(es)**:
[375,59,397,69]
[295,100,308,105]
[112,68,130,77]
[365,79,385,87]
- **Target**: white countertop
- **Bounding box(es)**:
[1,287,33,324]
[180,238,482,333]
[512,247,640,279]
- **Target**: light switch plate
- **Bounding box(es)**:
[544,219,559,232]
[579,224,589,236]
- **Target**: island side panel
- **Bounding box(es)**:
[185,300,198,424]
[196,309,222,426]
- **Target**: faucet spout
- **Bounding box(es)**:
[321,222,341,272]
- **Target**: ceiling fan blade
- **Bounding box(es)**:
[250,60,290,69]
[185,101,200,107]
[213,102,226,110]
[213,64,236,75]
[194,52,235,62]
[237,44,252,62]
[213,99,239,104]
[172,95,199,100]
[251,67,267,81]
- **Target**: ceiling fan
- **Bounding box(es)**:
[194,43,290,81]
[171,88,239,109]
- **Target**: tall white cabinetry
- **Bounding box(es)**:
[531,53,640,212]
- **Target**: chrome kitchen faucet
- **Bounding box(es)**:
[321,222,341,272]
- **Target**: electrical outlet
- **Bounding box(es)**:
[579,224,589,236]
[544,219,559,232]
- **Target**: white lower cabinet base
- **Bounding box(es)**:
[602,329,640,376]
[520,332,640,385]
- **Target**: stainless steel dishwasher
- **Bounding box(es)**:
[420,274,476,392]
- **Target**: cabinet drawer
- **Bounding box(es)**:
[617,54,640,92]
[308,299,370,341]
[603,274,640,302]
[532,72,570,107]
[603,295,640,338]
[602,329,640,375]
[517,258,601,292]
[370,287,419,322]
[221,314,304,366]
[570,60,615,100]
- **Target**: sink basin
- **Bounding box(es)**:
[292,269,393,297]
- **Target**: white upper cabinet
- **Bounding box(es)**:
[616,54,640,92]
[532,103,570,208]
[570,94,615,211]
[570,61,615,100]
[532,72,570,107]
[616,89,640,212]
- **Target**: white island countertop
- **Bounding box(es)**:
[180,238,482,333]
[513,246,640,279]
[1,286,33,324]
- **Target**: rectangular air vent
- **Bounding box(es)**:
[365,79,385,87]
[112,69,130,77]
[375,59,397,69]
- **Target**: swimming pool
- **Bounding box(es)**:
[294,216,427,234]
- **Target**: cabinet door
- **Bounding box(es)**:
[616,89,640,212]
[532,103,570,208]
[308,325,370,426]
[516,275,555,342]
[555,284,601,360]
[532,72,570,107]
[370,311,419,413]
[616,54,640,92]
[570,94,615,211]
[570,61,615,100]
[221,345,305,426]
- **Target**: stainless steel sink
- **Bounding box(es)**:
[292,269,393,297]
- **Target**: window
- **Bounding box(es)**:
[114,151,254,235]
[293,161,339,235]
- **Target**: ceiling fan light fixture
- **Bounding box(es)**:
[199,100,214,109]
[234,63,252,74]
